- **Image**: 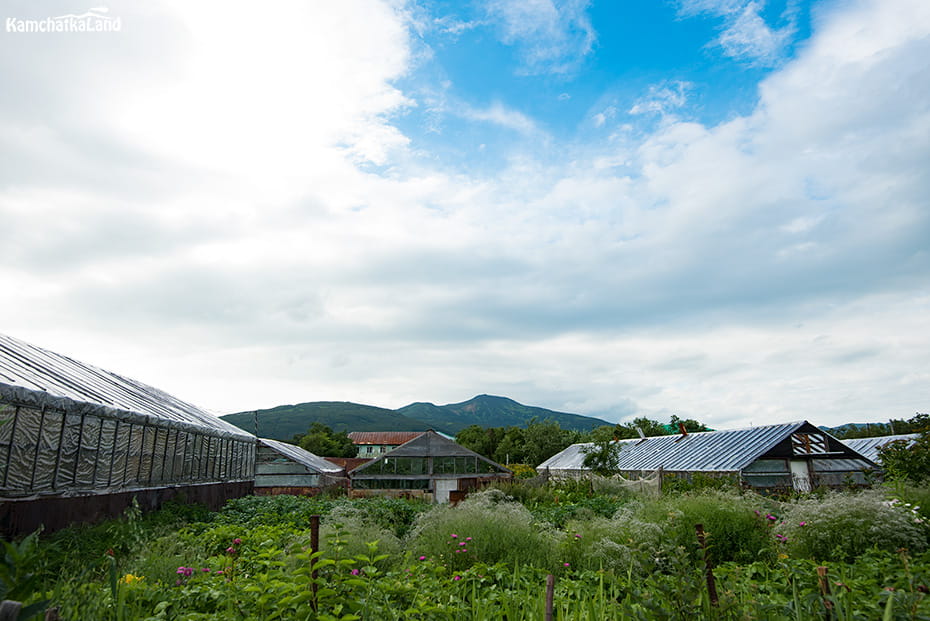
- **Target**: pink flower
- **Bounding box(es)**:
[799,522,807,527]
[465,537,472,541]
[226,547,236,554]
[351,569,360,575]
[453,575,462,581]
[574,534,582,539]
[459,542,466,546]
[563,563,570,567]
[450,534,458,538]
[232,538,242,545]
[418,556,426,561]
[215,570,224,575]
[201,568,211,573]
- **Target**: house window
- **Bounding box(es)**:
[792,433,828,455]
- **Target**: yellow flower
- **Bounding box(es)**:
[119,573,144,584]
[778,553,789,560]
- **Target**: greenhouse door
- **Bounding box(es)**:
[790,460,811,492]
[434,479,458,503]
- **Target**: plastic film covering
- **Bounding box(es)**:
[0,401,256,498]
[0,332,257,499]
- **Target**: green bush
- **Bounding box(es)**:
[777,489,929,562]
[632,490,778,565]
[406,489,559,570]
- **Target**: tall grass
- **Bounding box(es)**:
[406,489,560,570]
[777,488,929,562]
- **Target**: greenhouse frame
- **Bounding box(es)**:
[0,333,256,535]
[349,430,511,503]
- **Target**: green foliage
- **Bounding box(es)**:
[0,528,48,608]
[294,422,357,457]
[453,425,505,459]
[879,428,930,483]
[455,419,582,466]
[604,415,710,441]
[23,488,930,619]
[634,490,779,565]
[507,463,537,479]
[660,471,741,493]
[407,489,560,570]
[581,440,620,475]
[612,416,668,439]
[777,489,929,562]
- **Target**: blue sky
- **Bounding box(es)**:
[393,0,810,170]
[0,0,927,429]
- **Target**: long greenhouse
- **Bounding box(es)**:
[0,332,256,535]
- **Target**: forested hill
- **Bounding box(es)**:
[396,395,612,434]
[221,394,613,440]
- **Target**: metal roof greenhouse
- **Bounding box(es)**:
[537,420,877,491]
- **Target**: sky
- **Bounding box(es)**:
[0,0,928,429]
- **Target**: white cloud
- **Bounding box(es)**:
[484,0,596,74]
[679,0,796,65]
[460,101,541,134]
[629,81,692,116]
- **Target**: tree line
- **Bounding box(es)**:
[288,415,711,466]
[455,415,710,467]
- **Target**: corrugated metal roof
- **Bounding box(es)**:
[538,421,810,473]
[0,332,252,440]
[843,434,919,463]
[348,431,425,445]
[258,438,345,474]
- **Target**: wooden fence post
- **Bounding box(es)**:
[310,515,320,611]
[545,574,555,621]
[817,566,834,619]
[695,524,719,606]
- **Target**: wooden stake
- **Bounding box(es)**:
[545,574,555,621]
[310,515,320,611]
[817,566,834,618]
[695,524,719,606]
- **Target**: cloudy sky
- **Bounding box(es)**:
[1,0,928,428]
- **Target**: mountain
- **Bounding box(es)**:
[397,394,612,434]
[221,401,433,440]
[221,395,614,440]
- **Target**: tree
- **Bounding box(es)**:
[670,415,710,433]
[522,419,581,467]
[581,439,621,476]
[455,425,505,459]
[293,422,356,457]
[877,413,930,482]
[611,417,668,439]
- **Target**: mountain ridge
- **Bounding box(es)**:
[221,394,614,440]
